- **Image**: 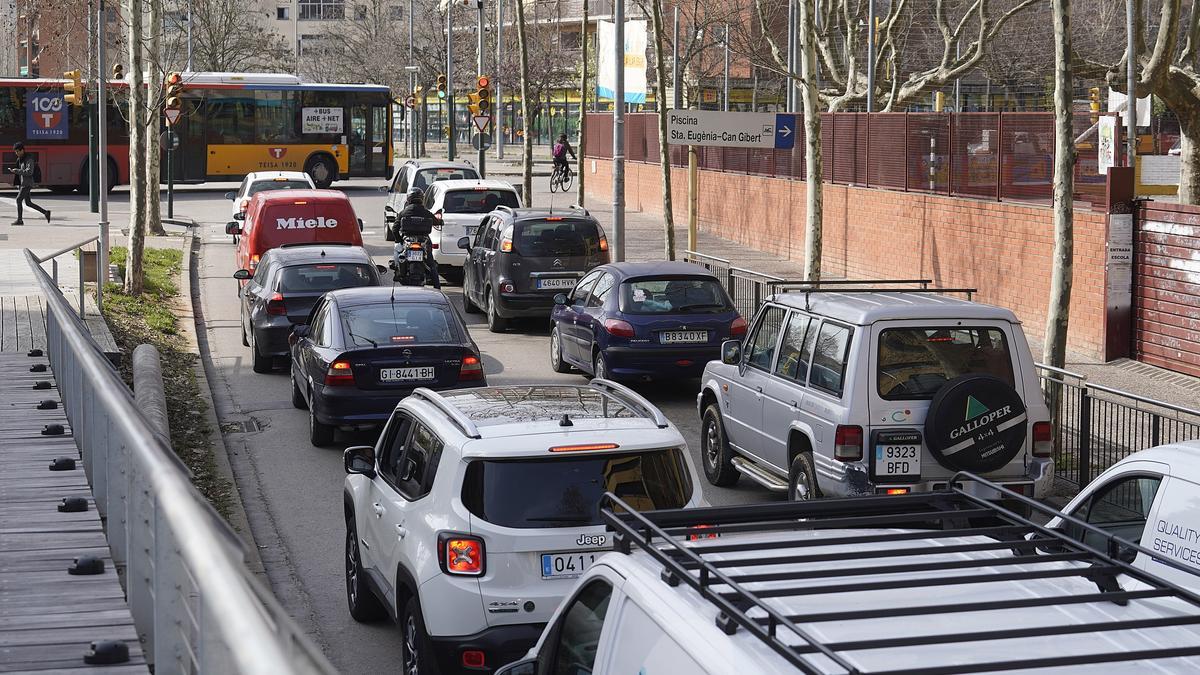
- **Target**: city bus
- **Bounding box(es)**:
[0,72,393,192]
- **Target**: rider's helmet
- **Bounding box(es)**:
[406,188,424,205]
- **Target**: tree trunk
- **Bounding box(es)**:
[1178,115,1200,204]
[798,0,822,281]
[145,0,164,236]
[575,0,588,207]
[124,0,146,296]
[1043,0,1075,370]
[515,0,533,207]
[650,0,675,260]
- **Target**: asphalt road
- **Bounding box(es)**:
[188,175,778,673]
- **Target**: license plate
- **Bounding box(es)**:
[536,277,576,290]
[659,330,708,344]
[379,366,435,382]
[872,429,922,481]
[405,250,425,261]
[540,551,602,579]
[465,225,477,236]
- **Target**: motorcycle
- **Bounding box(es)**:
[391,234,431,287]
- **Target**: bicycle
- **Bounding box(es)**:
[550,162,573,193]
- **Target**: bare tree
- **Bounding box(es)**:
[187,0,289,72]
[1043,0,1075,370]
[798,0,820,280]
[515,0,534,205]
[145,0,163,237]
[123,0,146,296]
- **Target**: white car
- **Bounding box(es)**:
[225,170,315,222]
[423,179,521,285]
[342,381,704,673]
[498,454,1200,674]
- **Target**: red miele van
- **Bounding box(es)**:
[229,189,364,283]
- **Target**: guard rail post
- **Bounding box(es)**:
[1078,386,1092,485]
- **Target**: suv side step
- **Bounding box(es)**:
[731,457,788,492]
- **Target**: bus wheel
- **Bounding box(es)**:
[49,186,76,195]
[77,158,120,194]
[305,155,337,189]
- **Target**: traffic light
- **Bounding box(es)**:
[112,63,124,80]
[1089,87,1102,113]
[63,69,84,107]
[436,74,448,100]
[468,76,491,116]
[165,71,183,111]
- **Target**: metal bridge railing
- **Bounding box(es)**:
[25,249,335,675]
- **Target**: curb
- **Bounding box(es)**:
[177,227,267,578]
[163,216,196,228]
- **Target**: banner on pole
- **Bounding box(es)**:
[596,20,647,104]
[26,92,68,139]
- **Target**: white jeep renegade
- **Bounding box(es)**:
[342,381,703,674]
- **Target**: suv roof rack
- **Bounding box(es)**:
[588,378,669,429]
[409,388,481,439]
[601,474,1200,674]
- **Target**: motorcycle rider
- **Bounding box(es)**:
[393,188,440,289]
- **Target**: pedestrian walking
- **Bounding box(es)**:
[7,142,50,226]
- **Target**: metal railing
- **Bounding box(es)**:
[24,249,335,675]
[31,236,99,318]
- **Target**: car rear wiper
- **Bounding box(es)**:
[348,331,378,348]
[676,303,727,312]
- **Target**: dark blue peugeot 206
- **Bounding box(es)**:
[549,261,746,381]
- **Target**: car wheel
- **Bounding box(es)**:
[290,369,307,410]
[788,453,818,502]
[400,596,439,675]
[305,154,336,189]
[462,288,481,314]
[345,522,386,622]
[592,350,609,380]
[485,289,508,333]
[443,267,465,286]
[550,326,571,373]
[701,404,739,487]
[309,398,334,447]
[251,341,272,374]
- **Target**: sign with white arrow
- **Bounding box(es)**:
[667,110,797,150]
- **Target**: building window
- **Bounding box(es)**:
[299,0,344,20]
[277,6,289,19]
[559,30,580,51]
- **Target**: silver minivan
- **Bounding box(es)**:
[698,289,1054,501]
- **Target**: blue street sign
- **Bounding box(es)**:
[774,114,796,150]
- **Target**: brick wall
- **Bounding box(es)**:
[585,160,1110,358]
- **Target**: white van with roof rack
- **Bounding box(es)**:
[496,469,1200,674]
[698,281,1053,502]
[342,380,703,674]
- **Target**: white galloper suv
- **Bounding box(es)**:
[342,381,703,674]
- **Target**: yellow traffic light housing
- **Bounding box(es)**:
[63,69,84,107]
[1089,87,1102,113]
[165,71,184,111]
[476,76,491,114]
[436,74,448,100]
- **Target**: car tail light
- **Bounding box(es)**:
[238,197,250,213]
[409,241,423,250]
[438,533,485,576]
[324,360,355,386]
[550,443,620,453]
[603,318,635,337]
[687,524,719,541]
[599,236,609,252]
[834,425,863,461]
[500,237,512,252]
[431,242,439,249]
[249,254,261,270]
[461,650,485,669]
[266,292,287,316]
[730,316,748,337]
[1032,421,1053,457]
[458,353,485,381]
[499,281,515,294]
[881,487,910,495]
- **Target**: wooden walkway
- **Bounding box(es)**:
[0,351,146,674]
[0,296,47,355]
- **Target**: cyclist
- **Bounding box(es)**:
[552,133,576,179]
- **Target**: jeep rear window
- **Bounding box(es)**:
[513,220,602,257]
[248,180,310,196]
[443,189,519,214]
[276,263,375,293]
[461,450,691,528]
[413,167,479,191]
[877,327,1014,400]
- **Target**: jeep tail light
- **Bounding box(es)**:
[249,254,261,270]
[603,318,635,337]
[499,281,515,294]
[730,316,748,337]
[458,353,485,381]
[324,360,355,386]
[834,425,863,461]
[438,533,485,576]
[599,236,609,252]
[687,524,719,541]
[266,292,287,316]
[461,650,486,669]
[1032,421,1053,457]
[550,443,620,452]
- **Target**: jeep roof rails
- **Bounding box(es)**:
[602,474,1200,674]
[588,378,669,429]
[409,388,482,439]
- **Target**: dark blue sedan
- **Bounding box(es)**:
[549,261,746,381]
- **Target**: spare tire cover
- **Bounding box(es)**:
[923,374,1028,473]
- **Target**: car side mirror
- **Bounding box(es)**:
[358,218,364,232]
[232,269,251,280]
[494,659,535,675]
[457,236,471,250]
[234,211,245,221]
[376,264,388,275]
[344,445,376,478]
[225,222,242,235]
[553,293,567,306]
[721,339,742,365]
[378,185,389,193]
[224,191,235,200]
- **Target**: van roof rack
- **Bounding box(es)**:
[601,474,1200,674]
[588,378,669,428]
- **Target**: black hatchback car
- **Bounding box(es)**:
[235,244,383,374]
[289,286,486,446]
[458,205,609,333]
